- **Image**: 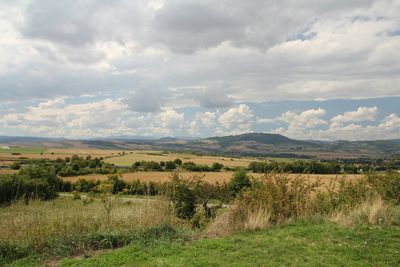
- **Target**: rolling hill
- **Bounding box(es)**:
[1,133,400,159]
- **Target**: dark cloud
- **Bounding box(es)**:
[124,86,169,113]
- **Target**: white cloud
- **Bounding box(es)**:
[153,108,185,134]
[272,108,327,138]
[330,106,378,125]
[271,107,399,141]
[0,98,129,138]
[195,111,217,128]
[217,104,254,135]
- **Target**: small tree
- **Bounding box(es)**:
[165,161,177,170]
[228,168,252,196]
[174,158,182,165]
[168,172,196,219]
[211,162,223,172]
[10,162,21,170]
[96,180,121,227]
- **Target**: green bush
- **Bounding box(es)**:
[10,162,21,170]
[0,166,62,204]
[228,168,252,196]
[365,171,400,204]
[169,174,197,219]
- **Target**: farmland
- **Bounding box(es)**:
[0,146,300,168]
[0,144,398,266]
[62,171,361,186]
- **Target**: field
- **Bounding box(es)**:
[63,171,361,186]
[60,221,400,266]
[0,146,300,168]
[0,147,119,163]
[0,145,398,266]
[0,147,47,154]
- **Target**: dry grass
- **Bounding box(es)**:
[207,205,271,237]
[0,169,17,175]
[331,196,400,226]
[0,196,174,248]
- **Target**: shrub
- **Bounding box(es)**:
[165,161,177,170]
[365,171,400,204]
[0,166,62,204]
[168,174,197,219]
[228,168,251,196]
[174,158,182,165]
[10,162,21,170]
[211,162,223,172]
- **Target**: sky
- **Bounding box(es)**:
[0,0,399,141]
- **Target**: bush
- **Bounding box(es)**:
[165,161,177,170]
[228,168,251,196]
[168,174,197,219]
[0,166,62,204]
[10,162,21,170]
[211,162,223,172]
[365,171,400,204]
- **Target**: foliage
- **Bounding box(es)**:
[0,166,62,204]
[167,173,226,220]
[228,168,252,196]
[248,160,343,174]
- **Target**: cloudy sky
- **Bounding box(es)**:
[0,0,399,140]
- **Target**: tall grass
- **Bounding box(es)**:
[0,196,176,263]
[208,171,400,236]
[331,197,400,226]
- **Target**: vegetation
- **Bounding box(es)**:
[1,148,400,266]
[0,166,62,204]
[0,196,177,265]
[248,160,343,174]
[60,220,400,267]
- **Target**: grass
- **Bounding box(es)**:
[59,220,400,267]
[0,196,175,264]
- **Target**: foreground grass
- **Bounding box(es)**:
[0,196,175,264]
[60,220,400,267]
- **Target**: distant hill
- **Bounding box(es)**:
[1,133,400,159]
[207,133,311,147]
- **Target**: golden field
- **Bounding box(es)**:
[62,171,361,185]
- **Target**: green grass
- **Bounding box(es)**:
[0,147,47,154]
[60,221,400,267]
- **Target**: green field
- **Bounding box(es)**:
[58,221,400,267]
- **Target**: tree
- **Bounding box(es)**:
[174,158,182,165]
[211,162,223,172]
[165,161,177,170]
[228,168,252,196]
[96,180,121,227]
[10,162,21,170]
[169,173,196,219]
